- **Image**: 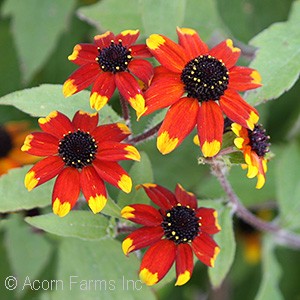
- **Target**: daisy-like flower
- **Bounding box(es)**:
[143,27,261,157]
[63,30,153,118]
[0,121,38,175]
[21,110,140,217]
[231,123,270,189]
[121,183,221,286]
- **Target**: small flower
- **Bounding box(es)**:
[121,183,221,286]
[143,27,261,157]
[0,121,38,176]
[21,110,140,217]
[63,30,153,118]
[231,123,270,189]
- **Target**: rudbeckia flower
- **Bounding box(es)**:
[231,123,270,189]
[121,183,221,286]
[143,27,261,157]
[63,30,153,118]
[21,110,140,217]
[0,121,38,175]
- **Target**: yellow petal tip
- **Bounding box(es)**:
[157,131,179,155]
[201,140,221,157]
[118,174,132,193]
[88,195,107,214]
[139,268,158,286]
[175,271,191,286]
[53,198,71,217]
[24,170,39,191]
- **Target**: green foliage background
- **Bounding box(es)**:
[1,0,300,299]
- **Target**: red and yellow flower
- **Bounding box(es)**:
[63,30,153,118]
[21,110,140,217]
[231,123,270,189]
[0,121,38,175]
[122,183,221,286]
[143,27,261,157]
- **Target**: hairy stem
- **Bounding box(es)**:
[128,121,162,145]
[119,94,131,128]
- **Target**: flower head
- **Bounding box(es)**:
[143,27,261,157]
[0,121,38,175]
[121,183,221,286]
[22,110,140,217]
[63,30,153,118]
[231,123,270,189]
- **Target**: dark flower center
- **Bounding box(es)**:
[0,126,13,158]
[248,124,270,157]
[96,40,132,73]
[58,130,97,169]
[162,205,200,244]
[181,55,229,102]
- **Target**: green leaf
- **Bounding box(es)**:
[25,211,110,240]
[246,0,300,106]
[0,166,53,213]
[0,84,121,122]
[101,196,121,218]
[2,0,75,83]
[255,236,283,300]
[276,142,300,230]
[117,152,153,207]
[53,238,155,299]
[208,205,236,288]
[4,215,53,296]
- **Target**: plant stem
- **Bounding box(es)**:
[119,94,131,128]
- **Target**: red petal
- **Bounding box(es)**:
[68,43,98,66]
[146,34,188,73]
[175,184,197,209]
[130,44,153,58]
[52,167,80,217]
[196,208,221,234]
[139,239,176,286]
[80,166,107,214]
[116,29,139,47]
[128,59,154,86]
[191,232,220,267]
[24,156,64,191]
[175,244,194,286]
[91,123,131,142]
[229,66,262,91]
[38,111,73,139]
[72,111,99,132]
[122,226,164,255]
[121,204,162,226]
[176,27,208,59]
[21,132,58,156]
[157,97,198,154]
[94,31,115,48]
[197,101,223,157]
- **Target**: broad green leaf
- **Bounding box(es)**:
[117,152,153,207]
[101,196,121,218]
[208,205,236,288]
[53,238,155,299]
[77,0,144,34]
[25,211,110,240]
[246,0,300,106]
[255,236,283,300]
[140,0,186,39]
[276,142,300,230]
[0,166,53,213]
[2,0,75,83]
[4,215,53,296]
[0,84,121,122]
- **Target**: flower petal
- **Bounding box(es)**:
[116,29,139,46]
[130,44,152,58]
[122,226,164,255]
[139,239,176,286]
[72,110,99,132]
[80,166,107,214]
[128,59,154,86]
[121,204,162,226]
[219,89,259,130]
[157,97,198,154]
[63,63,100,97]
[52,167,80,217]
[68,43,98,66]
[94,31,115,48]
[196,208,221,234]
[197,101,223,157]
[175,244,194,286]
[21,132,58,156]
[191,232,220,267]
[146,34,188,72]
[38,111,74,139]
[93,159,132,193]
[175,183,197,209]
[137,183,177,211]
[229,66,262,91]
[90,72,116,111]
[91,123,131,142]
[24,156,64,191]
[176,27,208,59]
